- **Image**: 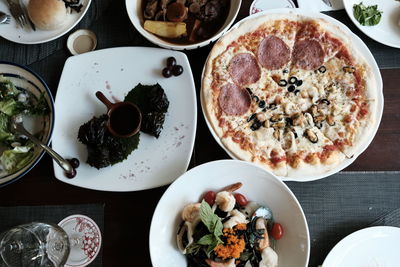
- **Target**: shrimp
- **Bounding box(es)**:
[255,217,270,250]
[181,203,200,222]
[215,191,235,212]
[255,218,278,267]
[223,209,248,229]
[221,182,242,192]
[205,258,235,267]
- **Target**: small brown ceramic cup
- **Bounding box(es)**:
[95,91,142,138]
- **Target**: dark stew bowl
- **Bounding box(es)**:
[126,0,242,50]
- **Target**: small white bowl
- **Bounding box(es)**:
[149,160,310,267]
[125,0,242,50]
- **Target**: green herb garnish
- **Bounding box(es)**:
[196,200,224,256]
[353,2,382,26]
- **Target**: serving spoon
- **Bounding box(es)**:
[10,115,74,175]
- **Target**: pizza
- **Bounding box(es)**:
[202,13,378,177]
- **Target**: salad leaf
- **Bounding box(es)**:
[353,2,382,26]
[0,142,35,173]
[0,113,13,143]
[197,234,214,245]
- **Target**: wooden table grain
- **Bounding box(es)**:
[0,0,399,266]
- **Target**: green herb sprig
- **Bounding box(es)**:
[353,2,382,26]
[193,200,224,256]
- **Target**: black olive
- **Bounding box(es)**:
[246,88,253,95]
[258,100,266,108]
[294,89,300,95]
[320,99,330,105]
[262,108,267,112]
[68,158,80,169]
[293,131,298,138]
[283,69,289,74]
[288,85,296,92]
[247,113,256,122]
[162,67,172,78]
[278,79,288,87]
[296,80,303,86]
[318,66,327,73]
[286,117,293,126]
[269,103,277,110]
[65,168,77,179]
[250,120,262,131]
[166,57,176,68]
[172,65,184,76]
[252,95,259,102]
[289,76,298,84]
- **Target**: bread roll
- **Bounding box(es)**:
[28,0,67,30]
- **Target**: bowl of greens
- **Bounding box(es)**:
[0,61,54,187]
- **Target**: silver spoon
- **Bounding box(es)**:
[0,11,11,24]
[10,116,74,175]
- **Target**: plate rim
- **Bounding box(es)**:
[200,8,384,182]
[149,159,311,267]
[322,226,400,266]
[52,46,197,192]
[0,61,55,188]
[343,0,400,49]
[0,0,92,45]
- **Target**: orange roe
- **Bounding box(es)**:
[214,225,246,260]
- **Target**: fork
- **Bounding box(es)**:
[0,11,11,24]
[322,0,333,7]
[5,0,34,30]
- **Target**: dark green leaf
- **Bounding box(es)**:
[197,234,214,245]
[353,2,382,26]
[185,243,201,255]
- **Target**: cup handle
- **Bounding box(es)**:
[95,91,114,110]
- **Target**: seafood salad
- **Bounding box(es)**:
[177,182,284,267]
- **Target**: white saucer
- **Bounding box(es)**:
[58,215,102,267]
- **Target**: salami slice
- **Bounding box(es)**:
[218,83,251,116]
[257,35,290,70]
[228,53,261,86]
[292,39,324,70]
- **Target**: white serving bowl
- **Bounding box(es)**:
[149,160,310,267]
[0,61,54,187]
[125,0,242,50]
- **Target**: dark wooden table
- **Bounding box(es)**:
[0,1,399,266]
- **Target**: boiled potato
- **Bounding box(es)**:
[144,20,187,38]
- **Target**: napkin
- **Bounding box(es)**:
[370,208,400,227]
[297,0,344,12]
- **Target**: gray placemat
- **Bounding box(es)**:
[324,10,400,69]
[0,203,104,267]
[286,171,400,267]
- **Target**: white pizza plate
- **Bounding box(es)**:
[343,0,400,49]
[53,47,197,191]
[0,0,91,44]
[150,160,310,267]
[200,8,384,182]
[322,226,400,267]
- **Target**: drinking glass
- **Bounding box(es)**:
[0,222,70,267]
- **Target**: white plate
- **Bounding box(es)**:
[0,61,54,187]
[344,0,400,48]
[323,226,400,267]
[200,8,383,182]
[52,47,197,191]
[297,0,344,12]
[150,160,310,267]
[0,0,91,44]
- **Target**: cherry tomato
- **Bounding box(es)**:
[234,193,248,206]
[203,191,216,206]
[271,223,284,240]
